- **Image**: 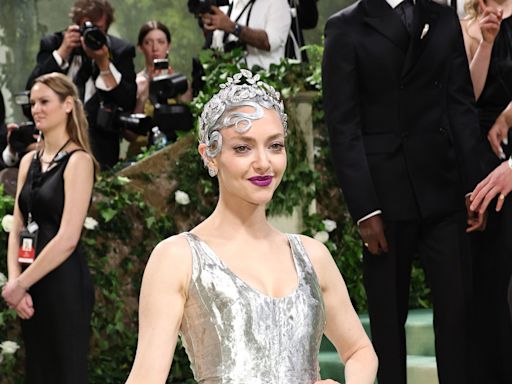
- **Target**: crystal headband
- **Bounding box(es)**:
[199,69,288,158]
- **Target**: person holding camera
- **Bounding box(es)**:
[198,0,292,70]
[26,0,136,170]
[134,20,192,116]
[2,72,97,384]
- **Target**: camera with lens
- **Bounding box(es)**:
[79,21,107,50]
[97,68,193,143]
[149,72,193,142]
[9,92,38,154]
[187,0,229,15]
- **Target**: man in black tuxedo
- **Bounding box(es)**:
[322,0,486,383]
[26,0,136,169]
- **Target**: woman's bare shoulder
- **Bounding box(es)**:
[295,234,334,270]
[145,234,193,278]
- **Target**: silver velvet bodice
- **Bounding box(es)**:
[181,233,326,384]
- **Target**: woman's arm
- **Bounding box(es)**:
[6,152,34,283]
[302,236,378,384]
[125,235,192,384]
[461,5,502,99]
[14,151,93,290]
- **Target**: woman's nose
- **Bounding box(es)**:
[253,148,271,171]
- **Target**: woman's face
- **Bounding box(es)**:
[30,83,70,133]
[139,29,170,64]
[213,107,287,207]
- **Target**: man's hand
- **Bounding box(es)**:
[466,195,487,232]
[359,215,388,255]
[57,25,82,62]
[470,159,512,213]
[487,114,510,159]
[201,6,236,33]
[82,40,110,70]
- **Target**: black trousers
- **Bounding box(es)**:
[363,211,471,384]
[470,198,512,384]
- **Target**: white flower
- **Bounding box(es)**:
[322,219,337,233]
[0,341,20,355]
[0,272,6,288]
[1,214,14,233]
[116,176,131,185]
[175,190,190,205]
[314,231,329,244]
[83,217,99,230]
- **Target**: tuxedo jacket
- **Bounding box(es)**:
[26,32,136,137]
[322,0,483,222]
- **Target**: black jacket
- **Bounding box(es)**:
[26,32,136,168]
[322,0,483,221]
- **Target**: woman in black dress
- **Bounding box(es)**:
[1,72,97,383]
[461,0,512,382]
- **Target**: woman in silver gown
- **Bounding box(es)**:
[126,70,378,384]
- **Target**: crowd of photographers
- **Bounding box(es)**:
[0,0,318,179]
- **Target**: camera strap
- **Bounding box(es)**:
[224,0,256,43]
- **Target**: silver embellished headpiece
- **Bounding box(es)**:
[199,69,288,158]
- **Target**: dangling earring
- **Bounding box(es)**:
[208,166,217,177]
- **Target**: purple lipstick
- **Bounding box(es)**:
[248,175,273,187]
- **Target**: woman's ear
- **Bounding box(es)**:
[197,143,216,167]
[64,96,74,113]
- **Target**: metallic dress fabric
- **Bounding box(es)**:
[181,233,326,384]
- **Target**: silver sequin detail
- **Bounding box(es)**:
[180,233,326,384]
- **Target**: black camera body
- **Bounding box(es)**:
[9,122,37,154]
[149,73,189,105]
[80,21,107,50]
[188,0,229,14]
[9,92,38,154]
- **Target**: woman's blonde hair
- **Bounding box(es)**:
[464,0,481,20]
[32,72,99,175]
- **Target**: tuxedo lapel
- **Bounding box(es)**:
[364,0,410,53]
[401,0,439,79]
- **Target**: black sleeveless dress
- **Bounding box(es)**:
[18,150,94,384]
[471,16,512,384]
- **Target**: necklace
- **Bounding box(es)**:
[38,139,72,168]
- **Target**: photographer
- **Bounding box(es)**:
[0,90,38,171]
[197,0,292,70]
[26,0,136,170]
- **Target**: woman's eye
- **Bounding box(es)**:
[270,143,285,151]
[234,145,250,153]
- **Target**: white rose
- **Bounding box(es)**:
[1,214,14,233]
[0,272,6,288]
[83,217,99,230]
[0,341,20,355]
[117,176,131,185]
[314,231,329,244]
[175,190,190,205]
[322,219,337,233]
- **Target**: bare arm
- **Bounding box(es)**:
[126,235,192,383]
[302,236,378,384]
[201,6,271,51]
[461,1,502,99]
[6,152,34,282]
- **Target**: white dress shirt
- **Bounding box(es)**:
[211,0,291,70]
[52,50,122,103]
